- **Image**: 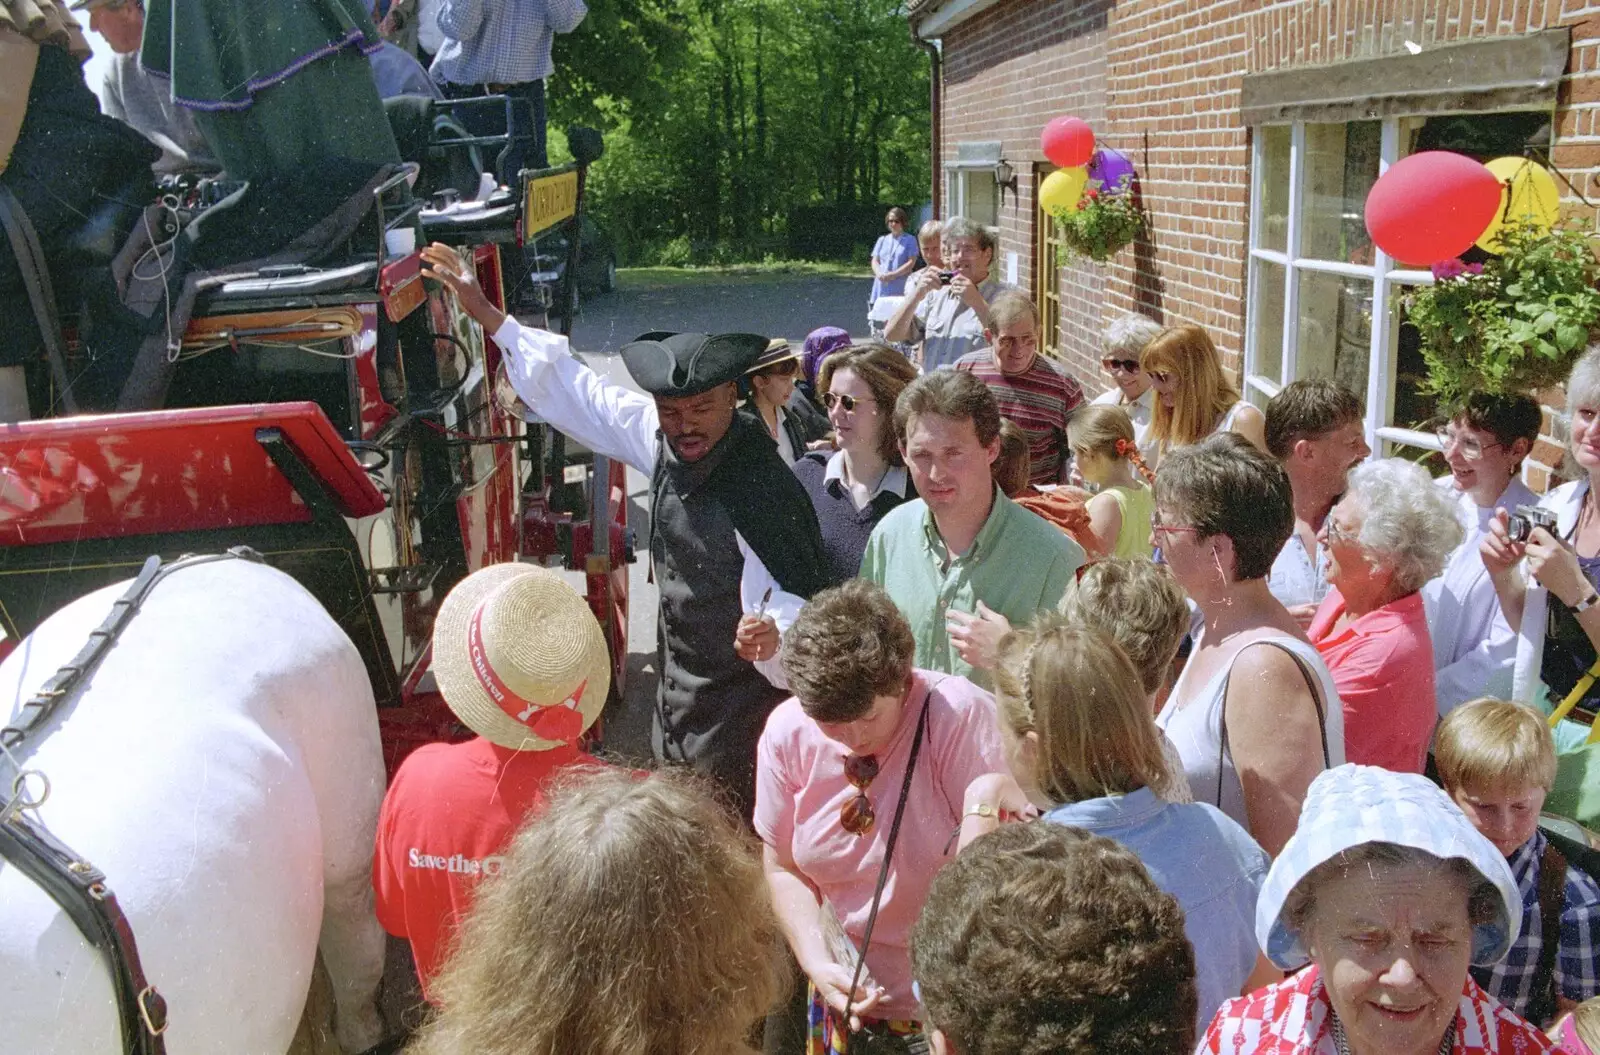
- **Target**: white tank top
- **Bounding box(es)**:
[1214,400,1246,434]
[1155,633,1345,831]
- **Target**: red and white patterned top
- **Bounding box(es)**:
[1200,965,1562,1055]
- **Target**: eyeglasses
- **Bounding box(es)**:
[823,392,875,413]
[841,753,880,836]
[1101,358,1141,373]
[1150,514,1199,540]
[1148,370,1173,386]
[1323,519,1361,545]
[1435,427,1503,461]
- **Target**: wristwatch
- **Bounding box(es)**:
[963,803,1001,820]
[1575,590,1600,614]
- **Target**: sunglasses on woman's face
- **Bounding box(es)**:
[823,392,874,413]
[1101,358,1141,373]
[840,753,880,836]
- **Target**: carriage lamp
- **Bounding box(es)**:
[994,159,1019,207]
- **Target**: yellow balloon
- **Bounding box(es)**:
[1040,167,1089,215]
[1476,156,1561,252]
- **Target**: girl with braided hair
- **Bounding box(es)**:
[958,618,1271,1035]
[1069,403,1156,558]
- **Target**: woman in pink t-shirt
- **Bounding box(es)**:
[1310,458,1463,773]
[755,580,1010,1055]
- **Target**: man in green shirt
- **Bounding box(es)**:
[861,370,1086,685]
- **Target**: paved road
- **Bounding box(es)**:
[552,271,867,764]
[570,271,871,352]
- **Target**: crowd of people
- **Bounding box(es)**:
[393,213,1600,1055]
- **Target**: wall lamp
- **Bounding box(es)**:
[995,159,1019,207]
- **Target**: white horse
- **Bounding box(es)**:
[0,557,387,1054]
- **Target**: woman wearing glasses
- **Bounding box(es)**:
[1092,312,1165,467]
[792,344,920,583]
[1307,458,1461,774]
[1421,393,1541,717]
[1484,348,1600,775]
[755,580,1007,1054]
[1154,433,1344,857]
[1140,322,1268,455]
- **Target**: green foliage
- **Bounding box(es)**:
[551,0,930,264]
[1051,189,1143,263]
[1403,222,1600,407]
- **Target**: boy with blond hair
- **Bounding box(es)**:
[1436,698,1600,1024]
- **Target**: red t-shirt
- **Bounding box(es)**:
[1308,588,1436,775]
[372,737,601,997]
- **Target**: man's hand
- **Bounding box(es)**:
[946,601,1012,672]
[421,242,506,333]
[952,274,987,314]
[734,614,780,663]
[908,267,943,301]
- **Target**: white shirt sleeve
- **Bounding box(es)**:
[737,531,806,690]
[491,316,658,475]
[1435,607,1519,716]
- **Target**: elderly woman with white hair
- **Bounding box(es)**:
[1308,458,1464,774]
[1201,764,1558,1055]
[1093,312,1165,466]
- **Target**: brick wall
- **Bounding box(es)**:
[936,0,1600,485]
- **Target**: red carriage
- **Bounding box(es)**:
[0,114,633,774]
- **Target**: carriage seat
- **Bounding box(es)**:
[198,260,381,309]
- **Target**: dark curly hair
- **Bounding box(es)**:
[910,822,1197,1055]
[779,580,915,723]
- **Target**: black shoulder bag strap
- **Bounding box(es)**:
[842,693,932,1028]
[1529,839,1569,1026]
[1216,640,1330,809]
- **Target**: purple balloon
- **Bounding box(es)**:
[1087,147,1136,194]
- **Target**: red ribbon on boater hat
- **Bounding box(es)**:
[467,603,586,743]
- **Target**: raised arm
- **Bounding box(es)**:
[422,243,657,473]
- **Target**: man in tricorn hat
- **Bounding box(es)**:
[420,243,828,816]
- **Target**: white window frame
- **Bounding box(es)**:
[1243,119,1439,457]
[943,164,1000,227]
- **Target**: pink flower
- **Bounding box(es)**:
[1430,258,1467,280]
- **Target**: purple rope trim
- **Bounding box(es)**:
[161,26,382,113]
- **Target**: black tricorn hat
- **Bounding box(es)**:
[620,331,770,399]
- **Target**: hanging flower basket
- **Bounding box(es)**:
[1402,220,1600,408]
[1050,185,1144,263]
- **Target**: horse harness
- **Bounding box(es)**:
[0,548,263,1055]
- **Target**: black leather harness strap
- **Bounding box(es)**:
[0,184,78,414]
[0,547,263,1054]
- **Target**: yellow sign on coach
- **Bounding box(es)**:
[524,169,579,238]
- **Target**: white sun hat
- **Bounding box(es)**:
[431,563,611,751]
[1256,764,1522,970]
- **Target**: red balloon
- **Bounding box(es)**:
[1041,116,1095,169]
[1364,152,1502,265]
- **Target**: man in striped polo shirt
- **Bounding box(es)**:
[954,290,1085,485]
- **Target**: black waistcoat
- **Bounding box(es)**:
[648,411,827,816]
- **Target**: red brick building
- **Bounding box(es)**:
[909,0,1596,483]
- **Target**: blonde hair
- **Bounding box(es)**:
[1058,559,1188,697]
[1435,698,1558,795]
[1141,323,1241,450]
[1552,998,1600,1050]
[407,768,786,1055]
[1067,404,1155,485]
[993,618,1175,804]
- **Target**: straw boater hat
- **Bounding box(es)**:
[432,563,611,751]
[745,337,801,376]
